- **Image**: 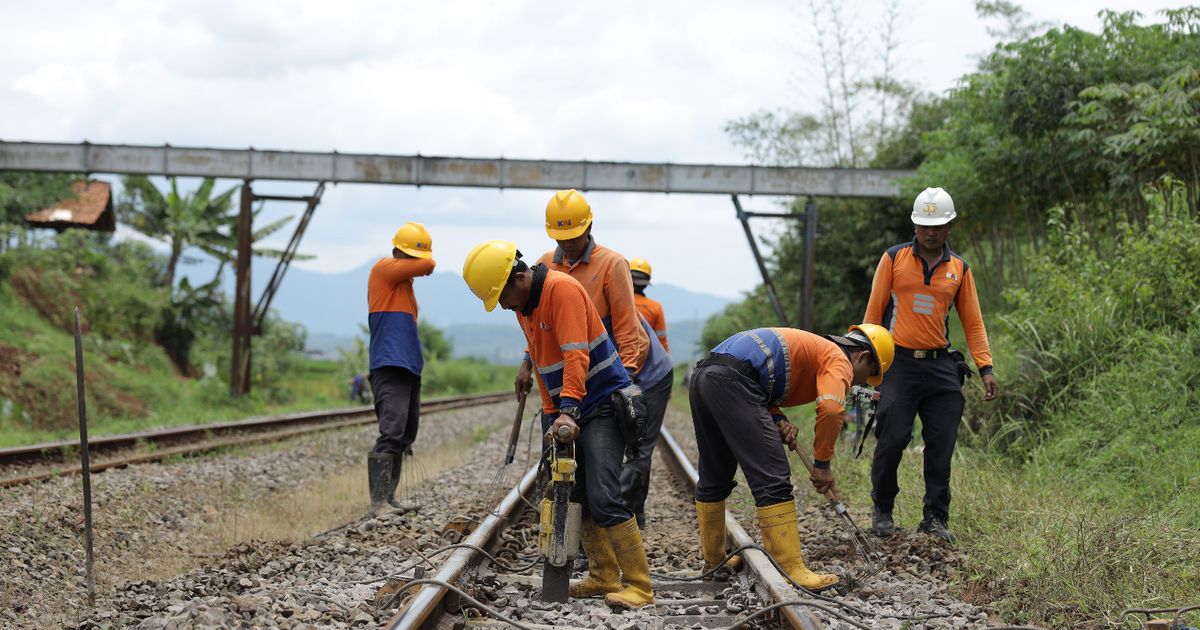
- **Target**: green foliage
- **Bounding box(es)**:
[977,196,1200,452]
[422,356,512,396]
[2,230,167,341]
[0,172,75,229]
[117,176,239,286]
[913,8,1200,285]
[418,320,453,361]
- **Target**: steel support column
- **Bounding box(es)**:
[231,181,254,396]
[252,182,325,334]
[800,196,817,331]
[733,194,789,327]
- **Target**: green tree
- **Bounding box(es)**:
[0,172,75,250]
[419,320,453,362]
[117,176,238,287]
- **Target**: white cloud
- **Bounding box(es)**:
[2,0,1192,297]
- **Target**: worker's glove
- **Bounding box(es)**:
[612,384,647,458]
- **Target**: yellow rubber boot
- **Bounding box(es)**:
[603,517,655,609]
[569,518,622,598]
[757,501,839,591]
[695,500,742,577]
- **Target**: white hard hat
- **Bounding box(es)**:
[911,187,957,226]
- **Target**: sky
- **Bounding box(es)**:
[1,0,1190,298]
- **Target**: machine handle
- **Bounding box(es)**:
[504,390,528,464]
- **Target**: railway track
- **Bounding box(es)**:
[0,391,509,488]
[42,402,990,629]
[382,426,831,630]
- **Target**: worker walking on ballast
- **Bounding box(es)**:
[365,222,435,514]
[690,325,894,591]
[463,240,655,609]
[864,187,1000,543]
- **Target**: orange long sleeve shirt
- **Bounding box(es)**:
[863,239,993,373]
[634,293,669,353]
[710,328,853,462]
[539,238,649,373]
[517,270,629,418]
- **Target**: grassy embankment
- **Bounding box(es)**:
[0,236,513,448]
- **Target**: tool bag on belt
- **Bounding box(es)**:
[612,384,647,458]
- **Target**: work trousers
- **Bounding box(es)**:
[870,352,964,522]
[369,366,421,455]
[689,364,794,507]
[542,405,632,528]
[620,369,674,528]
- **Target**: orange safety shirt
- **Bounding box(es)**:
[518,270,629,418]
[709,328,852,462]
[538,238,648,372]
[863,238,993,373]
[634,293,670,353]
[367,256,436,374]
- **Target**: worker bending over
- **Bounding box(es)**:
[864,187,999,543]
[516,190,673,530]
[366,222,435,514]
[463,240,654,609]
[690,325,894,591]
[629,257,669,353]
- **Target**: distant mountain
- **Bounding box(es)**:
[177,253,732,362]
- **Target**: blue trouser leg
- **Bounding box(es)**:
[569,410,633,528]
[620,369,674,528]
[690,365,793,507]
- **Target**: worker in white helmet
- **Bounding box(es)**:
[862,187,1000,544]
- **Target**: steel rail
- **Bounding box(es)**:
[386,424,826,630]
[0,391,510,486]
[658,427,827,630]
[387,463,540,629]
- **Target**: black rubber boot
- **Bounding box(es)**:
[387,452,404,509]
[367,453,393,514]
[918,516,956,544]
[871,506,895,537]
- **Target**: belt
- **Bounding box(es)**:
[896,346,949,360]
[694,352,760,382]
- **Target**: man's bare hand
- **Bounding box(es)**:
[545,415,580,443]
[809,467,834,495]
[775,418,798,451]
[515,360,533,398]
[981,373,999,401]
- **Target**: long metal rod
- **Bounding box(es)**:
[72,308,96,607]
[388,463,540,629]
[253,181,325,330]
[733,194,790,327]
[658,427,825,629]
[0,140,911,198]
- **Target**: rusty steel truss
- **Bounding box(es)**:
[1,139,913,395]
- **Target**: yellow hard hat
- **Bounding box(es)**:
[392,222,433,259]
[847,324,895,387]
[545,189,592,240]
[462,240,518,312]
[628,257,652,277]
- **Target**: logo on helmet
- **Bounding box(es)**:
[923,203,938,216]
[557,219,572,227]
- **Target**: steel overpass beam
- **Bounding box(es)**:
[0,140,911,198]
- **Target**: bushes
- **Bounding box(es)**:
[976,198,1200,451]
